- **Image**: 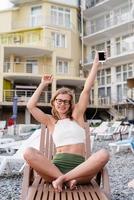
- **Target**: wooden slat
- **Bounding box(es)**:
[67,190,73,200]
[54,191,60,200]
[71,190,80,200]
[34,179,45,199]
[27,176,42,200]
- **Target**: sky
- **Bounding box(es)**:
[0,0,13,10]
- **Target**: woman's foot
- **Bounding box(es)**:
[52,176,65,192]
[67,179,77,190]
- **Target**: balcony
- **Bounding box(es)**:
[2,89,112,107]
[0,35,54,53]
[83,13,134,44]
[84,0,125,18]
[83,42,134,67]
[12,15,75,31]
[3,89,52,106]
[4,61,52,75]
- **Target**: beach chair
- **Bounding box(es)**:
[0,138,15,154]
[21,123,110,200]
[91,121,109,139]
[0,129,41,175]
[109,124,134,154]
[95,121,122,140]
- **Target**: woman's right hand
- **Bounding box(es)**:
[41,74,53,85]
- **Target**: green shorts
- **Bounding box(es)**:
[52,153,85,174]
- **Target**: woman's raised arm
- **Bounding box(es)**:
[75,52,100,116]
[27,75,53,125]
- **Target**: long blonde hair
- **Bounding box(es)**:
[50,87,74,120]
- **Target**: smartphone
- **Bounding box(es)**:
[98,51,106,62]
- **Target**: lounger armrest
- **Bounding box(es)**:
[95,166,110,199]
[21,164,34,200]
[102,166,111,199]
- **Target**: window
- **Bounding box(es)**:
[116,38,121,55]
[26,60,38,73]
[116,63,134,101]
[91,41,110,60]
[51,6,70,28]
[56,60,69,74]
[30,6,42,27]
[97,68,111,85]
[97,68,111,101]
[52,32,66,48]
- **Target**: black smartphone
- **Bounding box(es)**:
[98,51,105,62]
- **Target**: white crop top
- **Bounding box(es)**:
[52,118,85,147]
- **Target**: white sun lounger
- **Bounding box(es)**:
[0,129,41,175]
[95,121,122,140]
[109,124,134,154]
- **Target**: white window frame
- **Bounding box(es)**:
[52,32,66,48]
[51,6,71,28]
[56,60,69,74]
[30,5,42,27]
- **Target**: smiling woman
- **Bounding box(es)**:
[0,0,13,10]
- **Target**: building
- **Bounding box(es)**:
[0,0,84,123]
[81,0,134,121]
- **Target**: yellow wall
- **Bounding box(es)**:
[3,80,12,90]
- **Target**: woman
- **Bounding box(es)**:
[24,51,109,192]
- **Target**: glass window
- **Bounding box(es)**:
[51,6,70,28]
[56,60,69,74]
[30,6,42,27]
[52,32,66,48]
[117,85,122,101]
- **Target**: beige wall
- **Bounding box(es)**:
[0,10,12,32]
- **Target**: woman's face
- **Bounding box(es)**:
[54,94,71,115]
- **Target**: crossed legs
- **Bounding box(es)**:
[23,148,109,192]
[52,149,109,191]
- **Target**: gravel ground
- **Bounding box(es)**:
[0,139,134,200]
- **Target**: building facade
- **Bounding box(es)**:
[0,0,84,123]
[82,0,134,121]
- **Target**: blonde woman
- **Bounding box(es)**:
[24,52,109,192]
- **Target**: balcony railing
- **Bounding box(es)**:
[3,90,52,104]
[3,89,112,107]
[86,0,105,9]
[84,42,134,64]
[4,62,52,75]
[3,62,85,78]
[0,35,54,51]
[85,12,133,35]
[12,15,75,30]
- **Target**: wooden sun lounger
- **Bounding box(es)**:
[21,123,110,200]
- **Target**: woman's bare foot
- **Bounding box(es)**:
[52,176,65,192]
[68,179,77,190]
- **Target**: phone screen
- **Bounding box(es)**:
[98,52,105,61]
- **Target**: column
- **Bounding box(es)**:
[25,108,31,124]
[0,46,4,102]
[51,52,56,95]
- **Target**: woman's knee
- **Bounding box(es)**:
[23,147,37,162]
[99,149,110,163]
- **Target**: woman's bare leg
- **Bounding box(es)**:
[23,147,63,182]
[52,149,109,191]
